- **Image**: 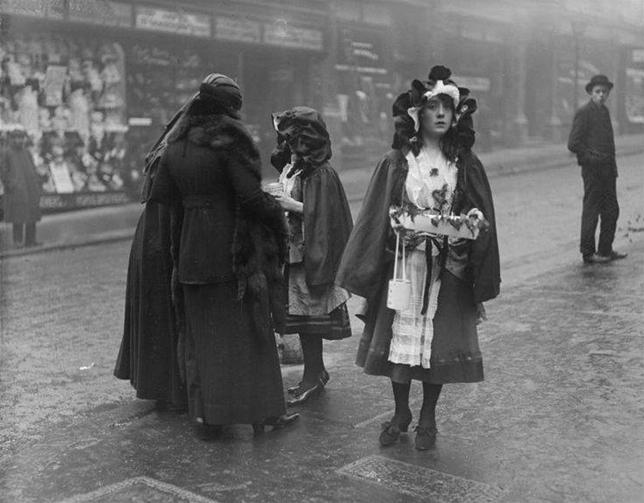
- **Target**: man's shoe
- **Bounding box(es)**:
[608,251,627,261]
[584,254,611,264]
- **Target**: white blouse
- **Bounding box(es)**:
[404,146,457,213]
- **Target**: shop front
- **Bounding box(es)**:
[620,47,644,133]
[334,23,392,148]
[0,18,134,212]
[0,0,326,212]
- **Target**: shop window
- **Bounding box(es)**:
[125,41,236,159]
[0,32,132,203]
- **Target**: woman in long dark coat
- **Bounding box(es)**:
[148,74,297,434]
[1,128,42,247]
[114,96,193,411]
[269,107,353,406]
[337,66,500,450]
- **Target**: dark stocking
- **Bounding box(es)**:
[299,334,325,385]
[391,380,412,424]
[419,383,443,427]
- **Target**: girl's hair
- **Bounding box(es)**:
[412,94,459,161]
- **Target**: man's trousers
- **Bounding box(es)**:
[580,166,619,258]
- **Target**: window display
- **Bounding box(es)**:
[0,32,130,209]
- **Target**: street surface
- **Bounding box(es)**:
[1,153,643,502]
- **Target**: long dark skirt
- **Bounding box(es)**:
[114,202,186,407]
[356,267,484,384]
[182,281,286,425]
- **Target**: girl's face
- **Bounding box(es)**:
[420,95,454,139]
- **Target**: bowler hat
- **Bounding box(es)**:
[585,74,613,94]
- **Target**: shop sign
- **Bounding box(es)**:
[333,64,387,75]
[214,16,261,43]
[135,6,211,38]
[337,26,387,74]
[263,22,323,51]
[0,0,64,19]
[40,191,131,212]
[68,0,132,28]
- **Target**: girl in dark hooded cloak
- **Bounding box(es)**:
[270,107,353,406]
[337,66,500,450]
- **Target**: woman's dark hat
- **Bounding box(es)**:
[585,74,613,94]
[198,73,242,111]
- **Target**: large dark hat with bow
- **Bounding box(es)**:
[391,65,477,151]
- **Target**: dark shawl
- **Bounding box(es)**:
[114,102,191,404]
[336,148,500,305]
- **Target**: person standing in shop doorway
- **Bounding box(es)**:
[1,128,41,248]
[567,74,627,264]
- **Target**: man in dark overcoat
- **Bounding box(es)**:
[567,74,627,264]
[1,128,42,247]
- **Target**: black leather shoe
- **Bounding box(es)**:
[584,253,611,264]
[288,369,329,396]
[608,250,627,261]
[287,382,323,406]
[253,413,300,434]
[379,412,412,447]
[414,425,437,450]
[287,382,303,395]
[287,370,329,406]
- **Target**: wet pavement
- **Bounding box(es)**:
[1,158,644,502]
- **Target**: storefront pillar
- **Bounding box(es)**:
[320,12,343,160]
[506,35,528,145]
[609,37,621,135]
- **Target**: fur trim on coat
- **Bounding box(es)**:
[169,114,288,347]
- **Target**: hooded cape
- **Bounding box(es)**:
[271,107,353,287]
